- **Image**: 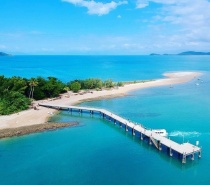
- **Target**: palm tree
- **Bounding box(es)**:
[29,78,38,99]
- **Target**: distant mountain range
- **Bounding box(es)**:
[150,51,210,56]
[0,52,10,56]
[178,51,210,55]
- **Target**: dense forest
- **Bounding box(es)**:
[0,76,123,115]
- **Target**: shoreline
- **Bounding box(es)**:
[0,71,202,131]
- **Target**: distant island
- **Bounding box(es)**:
[150,51,210,56]
[150,53,160,56]
[178,51,210,55]
[0,52,10,56]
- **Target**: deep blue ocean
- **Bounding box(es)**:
[0,55,210,185]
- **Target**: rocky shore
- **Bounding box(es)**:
[0,122,78,139]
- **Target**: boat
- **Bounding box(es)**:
[152,129,168,137]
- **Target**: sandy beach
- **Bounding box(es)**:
[0,71,202,130]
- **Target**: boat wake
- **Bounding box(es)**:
[168,131,201,138]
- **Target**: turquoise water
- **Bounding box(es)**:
[1,55,210,81]
[0,56,210,184]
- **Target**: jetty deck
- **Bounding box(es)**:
[40,104,201,163]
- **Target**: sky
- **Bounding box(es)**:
[0,0,210,55]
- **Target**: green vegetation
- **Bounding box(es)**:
[70,81,81,93]
[0,76,31,115]
[28,76,65,100]
[29,78,38,99]
[0,76,131,115]
[0,91,31,115]
[67,78,103,90]
[116,82,124,87]
[0,76,65,115]
[104,79,114,88]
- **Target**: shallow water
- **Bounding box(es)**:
[0,55,210,185]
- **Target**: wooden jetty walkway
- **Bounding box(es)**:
[40,103,201,164]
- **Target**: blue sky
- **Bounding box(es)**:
[0,0,210,54]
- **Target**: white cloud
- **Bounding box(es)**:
[135,0,210,52]
[62,0,127,15]
[136,0,210,28]
[136,0,180,8]
[136,0,149,9]
[160,0,210,43]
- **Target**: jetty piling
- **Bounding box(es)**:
[40,104,202,164]
[170,147,173,157]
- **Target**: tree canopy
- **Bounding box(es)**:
[0,75,123,115]
[70,82,81,93]
[0,76,30,115]
[0,75,65,115]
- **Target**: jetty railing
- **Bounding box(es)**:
[40,103,202,164]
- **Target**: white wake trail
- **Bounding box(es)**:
[169,131,201,138]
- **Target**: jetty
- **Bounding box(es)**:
[40,104,202,164]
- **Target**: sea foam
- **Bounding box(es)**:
[169,131,201,138]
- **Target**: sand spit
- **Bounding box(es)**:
[0,71,202,130]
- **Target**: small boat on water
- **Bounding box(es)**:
[152,129,168,137]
